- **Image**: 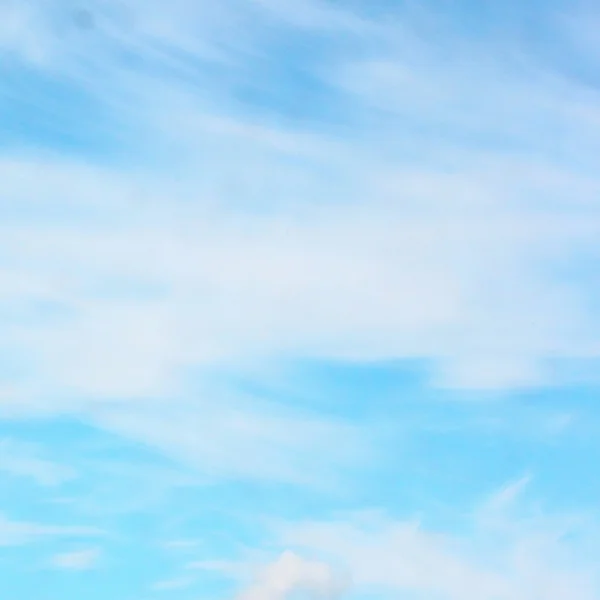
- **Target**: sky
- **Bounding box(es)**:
[1,0,600,598]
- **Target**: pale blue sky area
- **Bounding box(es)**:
[2,1,600,599]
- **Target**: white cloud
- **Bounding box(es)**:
[1,1,600,595]
[238,551,347,600]
[51,547,101,571]
[1,0,600,489]
[2,156,599,399]
[272,481,599,600]
[0,0,599,401]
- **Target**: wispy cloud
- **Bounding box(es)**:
[271,481,599,599]
[1,1,600,597]
[151,576,196,591]
[0,0,599,410]
[89,392,370,486]
[0,512,103,547]
[0,438,75,486]
[50,547,102,571]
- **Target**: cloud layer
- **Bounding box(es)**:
[2,1,600,599]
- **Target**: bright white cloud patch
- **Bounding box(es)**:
[239,551,347,600]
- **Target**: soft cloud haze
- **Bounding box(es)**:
[51,547,102,570]
[276,480,600,600]
[0,512,102,547]
[1,0,600,598]
[0,438,76,485]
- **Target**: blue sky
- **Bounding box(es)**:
[2,0,600,598]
